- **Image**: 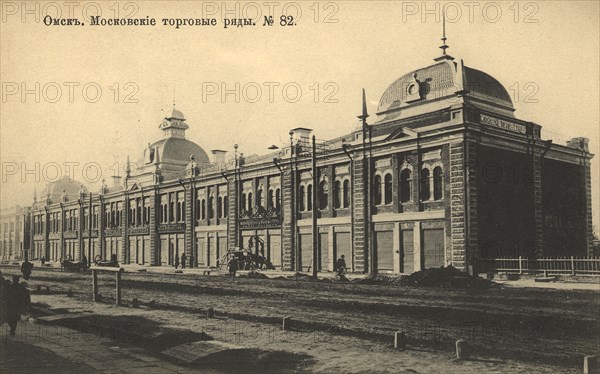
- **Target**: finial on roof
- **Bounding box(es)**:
[434,13,454,61]
[357,88,369,122]
[125,155,131,178]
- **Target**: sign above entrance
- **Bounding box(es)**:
[480,114,527,134]
[158,223,185,233]
[240,217,281,229]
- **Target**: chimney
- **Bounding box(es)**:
[290,127,313,145]
[566,137,589,152]
[112,175,122,188]
[211,150,227,169]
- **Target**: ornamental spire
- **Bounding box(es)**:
[434,13,454,61]
[357,88,369,121]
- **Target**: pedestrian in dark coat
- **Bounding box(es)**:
[189,255,195,268]
[174,255,179,269]
[4,276,31,335]
[21,260,33,280]
[181,253,187,269]
[335,255,347,277]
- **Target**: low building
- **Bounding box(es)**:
[0,205,29,261]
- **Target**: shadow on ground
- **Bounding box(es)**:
[33,309,315,373]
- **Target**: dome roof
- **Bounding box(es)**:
[45,176,87,202]
[145,137,210,165]
[377,59,513,115]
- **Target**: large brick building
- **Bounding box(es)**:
[24,51,594,274]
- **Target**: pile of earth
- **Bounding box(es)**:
[353,273,403,285]
[240,271,269,279]
[398,266,496,289]
[286,272,319,281]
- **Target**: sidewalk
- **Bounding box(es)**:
[1,317,195,373]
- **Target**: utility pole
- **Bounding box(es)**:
[88,192,92,267]
[358,88,372,274]
[312,135,318,278]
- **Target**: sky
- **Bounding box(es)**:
[1,1,599,231]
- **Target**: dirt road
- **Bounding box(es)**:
[2,265,598,372]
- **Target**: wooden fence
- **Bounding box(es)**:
[478,256,600,276]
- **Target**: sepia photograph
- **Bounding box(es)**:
[0,1,599,373]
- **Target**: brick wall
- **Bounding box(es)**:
[185,185,194,259]
[149,189,159,265]
[352,157,367,272]
[227,178,238,252]
[532,151,544,257]
[281,167,295,270]
[450,142,466,270]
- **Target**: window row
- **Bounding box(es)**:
[128,199,150,226]
[397,166,444,204]
[194,195,228,220]
[159,200,185,224]
[242,188,281,213]
[298,179,351,212]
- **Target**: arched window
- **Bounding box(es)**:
[177,201,182,221]
[307,184,313,211]
[247,192,253,212]
[257,189,263,209]
[163,204,168,223]
[400,169,412,203]
[298,185,305,212]
[267,189,274,209]
[334,180,342,209]
[208,195,214,219]
[318,180,328,209]
[195,199,201,220]
[223,196,228,218]
[217,196,223,218]
[169,200,174,222]
[343,179,350,208]
[373,174,382,205]
[384,173,393,204]
[433,166,443,200]
[421,168,431,201]
[201,199,206,220]
[241,193,247,212]
[275,189,281,212]
[180,203,185,222]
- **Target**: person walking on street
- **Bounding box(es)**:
[335,255,347,277]
[174,254,180,269]
[81,254,88,271]
[20,259,33,280]
[3,275,31,335]
[189,255,194,269]
[228,256,239,277]
[181,253,187,269]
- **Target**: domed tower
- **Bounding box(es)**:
[374,58,515,126]
[129,106,211,185]
[44,176,88,204]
